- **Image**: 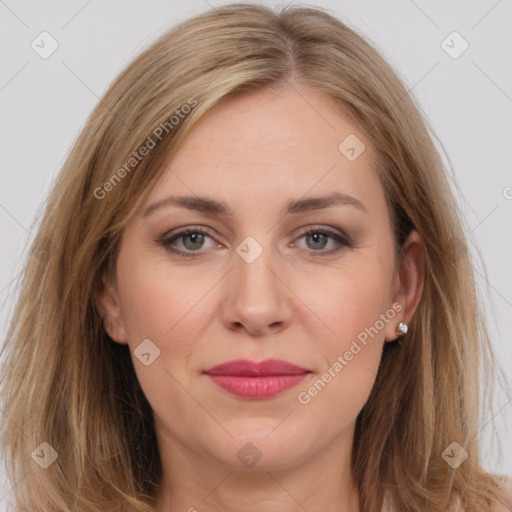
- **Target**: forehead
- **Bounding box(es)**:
[145,86,385,218]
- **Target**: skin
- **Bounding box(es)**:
[97,84,425,512]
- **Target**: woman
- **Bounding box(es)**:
[1,3,510,512]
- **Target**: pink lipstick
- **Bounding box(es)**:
[203,359,310,399]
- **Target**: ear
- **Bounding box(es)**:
[93,271,129,345]
[385,230,425,342]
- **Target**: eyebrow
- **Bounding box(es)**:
[143,191,367,218]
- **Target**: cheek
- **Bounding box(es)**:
[115,254,217,421]
[308,274,389,384]
[116,248,216,344]
[291,256,394,413]
[291,283,390,439]
[294,254,394,345]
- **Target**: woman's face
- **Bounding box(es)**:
[100,85,423,474]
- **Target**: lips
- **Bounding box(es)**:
[203,359,310,399]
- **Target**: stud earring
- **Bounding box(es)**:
[396,322,408,337]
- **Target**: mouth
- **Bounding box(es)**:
[203,359,311,399]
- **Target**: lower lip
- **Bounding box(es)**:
[206,374,308,399]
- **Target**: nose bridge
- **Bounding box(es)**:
[234,235,281,308]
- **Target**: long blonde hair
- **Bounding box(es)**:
[1,3,510,511]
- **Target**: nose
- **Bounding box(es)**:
[220,245,293,337]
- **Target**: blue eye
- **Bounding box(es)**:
[158,226,352,259]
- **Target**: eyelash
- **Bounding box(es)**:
[157,225,352,259]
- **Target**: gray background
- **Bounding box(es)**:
[1,0,511,506]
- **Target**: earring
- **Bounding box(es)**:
[396,322,408,337]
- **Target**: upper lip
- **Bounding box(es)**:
[204,359,310,376]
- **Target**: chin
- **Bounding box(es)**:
[210,425,317,472]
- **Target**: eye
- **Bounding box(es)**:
[158,227,218,259]
[293,227,352,255]
[157,225,352,259]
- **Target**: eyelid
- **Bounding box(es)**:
[294,225,349,242]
